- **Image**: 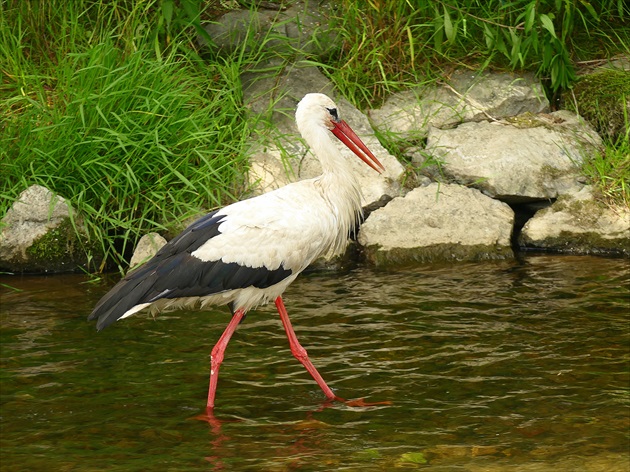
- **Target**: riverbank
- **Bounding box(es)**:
[1,1,628,272]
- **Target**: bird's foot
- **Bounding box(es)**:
[331,395,392,408]
[190,407,241,428]
[343,397,392,407]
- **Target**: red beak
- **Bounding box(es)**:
[331,120,385,173]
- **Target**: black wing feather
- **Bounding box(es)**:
[88,211,292,331]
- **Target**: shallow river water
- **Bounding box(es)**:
[1,255,628,471]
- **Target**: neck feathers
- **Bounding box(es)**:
[309,127,363,256]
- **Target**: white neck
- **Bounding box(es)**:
[303,125,364,254]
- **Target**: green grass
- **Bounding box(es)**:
[325,0,629,107]
[565,69,630,209]
[1,0,628,272]
[1,0,254,271]
[581,133,630,209]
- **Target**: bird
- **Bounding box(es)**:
[88,93,385,410]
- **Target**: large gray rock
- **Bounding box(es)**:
[369,70,549,140]
[0,185,96,272]
[358,183,514,265]
[203,0,338,58]
[519,186,630,256]
[243,61,336,131]
[423,111,602,203]
[243,65,405,205]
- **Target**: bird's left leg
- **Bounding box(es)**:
[207,308,246,409]
[275,296,338,401]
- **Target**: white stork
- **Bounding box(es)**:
[88,93,385,410]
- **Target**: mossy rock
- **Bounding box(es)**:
[564,69,630,142]
[18,218,102,273]
[519,189,630,256]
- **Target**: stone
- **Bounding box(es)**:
[423,111,602,203]
[202,0,338,58]
[358,183,514,265]
[519,186,630,256]
[0,185,96,272]
[369,70,549,140]
[242,62,336,131]
[128,233,167,271]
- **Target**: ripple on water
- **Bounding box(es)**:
[0,255,628,471]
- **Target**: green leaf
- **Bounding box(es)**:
[530,26,539,52]
[433,13,444,54]
[483,24,495,50]
[579,0,599,20]
[540,13,557,38]
[496,29,508,57]
[443,5,454,43]
[161,0,174,29]
[509,28,522,67]
[524,1,536,33]
[542,40,553,66]
[182,0,200,23]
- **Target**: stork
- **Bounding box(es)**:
[88,93,385,410]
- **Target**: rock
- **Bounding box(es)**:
[519,186,630,256]
[423,111,602,203]
[243,62,336,131]
[358,183,514,265]
[243,65,405,206]
[369,70,549,140]
[0,185,97,273]
[128,233,167,271]
[202,0,338,58]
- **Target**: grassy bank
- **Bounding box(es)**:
[1,0,253,270]
[1,0,628,271]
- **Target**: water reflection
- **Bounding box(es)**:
[1,255,628,471]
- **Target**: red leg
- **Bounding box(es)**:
[275,296,338,401]
[207,308,246,409]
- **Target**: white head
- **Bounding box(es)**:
[295,93,341,133]
[295,93,384,173]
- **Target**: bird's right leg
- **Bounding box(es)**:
[275,296,338,401]
[207,308,246,409]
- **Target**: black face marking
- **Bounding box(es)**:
[326,107,339,121]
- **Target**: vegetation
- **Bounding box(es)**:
[1,0,628,271]
[324,1,628,211]
[327,0,628,107]
[581,132,629,208]
[565,69,629,142]
[565,69,629,208]
[1,0,252,271]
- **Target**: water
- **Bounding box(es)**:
[1,255,628,471]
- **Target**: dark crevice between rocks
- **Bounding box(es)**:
[507,200,554,253]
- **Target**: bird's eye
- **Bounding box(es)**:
[326,107,339,121]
